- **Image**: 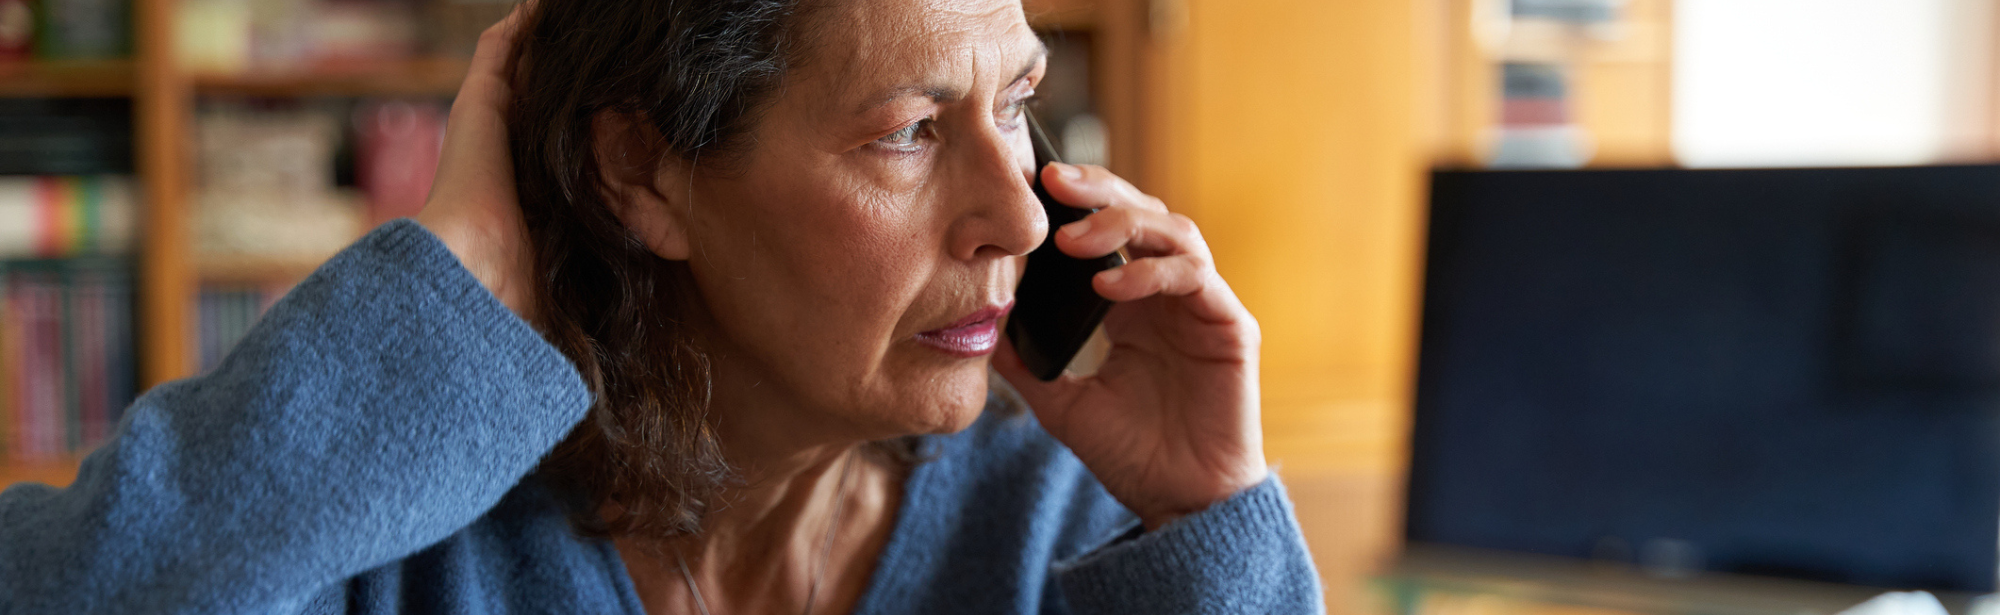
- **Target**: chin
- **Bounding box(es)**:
[883,360,994,436]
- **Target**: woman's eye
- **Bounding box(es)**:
[1000,94,1036,129]
[878,120,930,148]
[1000,103,1026,127]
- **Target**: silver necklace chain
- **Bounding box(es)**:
[674,449,859,615]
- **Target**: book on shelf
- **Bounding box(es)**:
[0,175,137,259]
[0,98,133,176]
[0,257,134,464]
[177,0,502,72]
[34,0,130,59]
[1491,62,1586,168]
[0,0,131,61]
[197,285,284,373]
[197,103,365,260]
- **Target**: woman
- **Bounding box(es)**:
[0,0,1321,612]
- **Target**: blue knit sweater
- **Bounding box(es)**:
[0,220,1324,614]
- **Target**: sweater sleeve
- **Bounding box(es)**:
[1052,474,1327,615]
[0,220,593,615]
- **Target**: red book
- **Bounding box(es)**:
[74,272,108,447]
[27,276,62,461]
[12,276,46,461]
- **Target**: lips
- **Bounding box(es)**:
[914,302,1014,358]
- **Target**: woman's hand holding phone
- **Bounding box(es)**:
[995,163,1270,532]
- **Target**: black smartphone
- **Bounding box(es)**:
[1007,111,1126,381]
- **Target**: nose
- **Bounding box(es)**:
[944,122,1048,262]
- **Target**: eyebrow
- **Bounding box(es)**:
[855,42,1050,114]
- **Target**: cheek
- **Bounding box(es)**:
[689,169,941,378]
[687,152,992,435]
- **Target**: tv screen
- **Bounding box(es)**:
[1406,165,2000,592]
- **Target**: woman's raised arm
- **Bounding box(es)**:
[0,221,589,614]
[0,8,588,613]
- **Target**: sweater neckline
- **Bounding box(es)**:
[598,433,949,615]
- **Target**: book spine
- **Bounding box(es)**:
[25,272,62,461]
[0,175,136,259]
[69,259,106,448]
[17,273,39,461]
[0,258,138,460]
[40,273,62,461]
[58,259,79,453]
[102,261,131,426]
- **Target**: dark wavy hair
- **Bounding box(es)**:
[505,0,824,539]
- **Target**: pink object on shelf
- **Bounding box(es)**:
[0,0,31,61]
[354,100,445,226]
[1501,98,1568,127]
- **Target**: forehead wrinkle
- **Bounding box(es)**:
[804,0,1043,116]
[846,34,1046,115]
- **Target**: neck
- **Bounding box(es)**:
[613,331,904,615]
[690,351,872,551]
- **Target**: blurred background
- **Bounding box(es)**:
[5,0,2000,613]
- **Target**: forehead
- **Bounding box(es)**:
[797,0,1043,97]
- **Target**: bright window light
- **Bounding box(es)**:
[1673,0,1969,168]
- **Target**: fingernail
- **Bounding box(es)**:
[1061,218,1092,239]
[1100,268,1123,284]
[1055,162,1082,181]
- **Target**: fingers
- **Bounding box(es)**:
[1097,256,1251,326]
[1036,161,1247,323]
[1040,163,1167,213]
[437,3,530,195]
[1054,205,1205,260]
[472,2,532,75]
[1093,253,1209,301]
[454,2,533,119]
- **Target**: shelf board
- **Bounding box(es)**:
[196,252,334,284]
[0,458,82,489]
[0,59,135,97]
[193,57,470,98]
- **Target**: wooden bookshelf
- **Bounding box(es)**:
[0,59,135,97]
[0,457,82,489]
[193,58,470,98]
[1425,0,1675,168]
[195,252,337,284]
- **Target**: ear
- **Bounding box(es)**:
[593,111,692,261]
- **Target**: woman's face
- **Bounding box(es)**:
[655,0,1049,441]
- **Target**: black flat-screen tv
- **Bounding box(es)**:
[1406,165,2000,592]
